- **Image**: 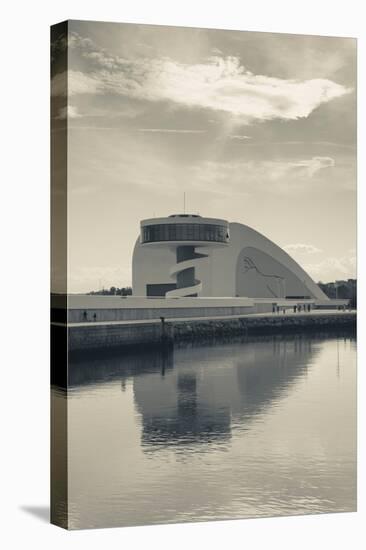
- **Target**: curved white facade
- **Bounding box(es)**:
[132,215,328,302]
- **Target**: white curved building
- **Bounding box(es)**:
[132,214,329,303]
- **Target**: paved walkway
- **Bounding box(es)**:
[53,309,356,328]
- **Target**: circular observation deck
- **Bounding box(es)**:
[140,214,230,246]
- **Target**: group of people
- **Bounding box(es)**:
[271,303,312,314]
[293,304,312,313]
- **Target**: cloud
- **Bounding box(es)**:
[52,70,101,96]
[304,255,356,282]
[289,156,335,177]
[55,105,82,120]
[238,156,335,182]
[228,135,252,140]
[84,148,351,199]
[52,33,352,123]
[138,128,206,134]
[186,156,342,197]
[284,243,322,254]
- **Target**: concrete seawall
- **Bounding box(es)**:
[64,312,356,353]
[52,295,349,325]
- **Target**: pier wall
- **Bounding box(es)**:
[52,295,349,325]
[67,305,256,323]
[66,312,356,353]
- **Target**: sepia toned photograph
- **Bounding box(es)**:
[51,19,356,530]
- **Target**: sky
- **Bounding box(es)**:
[51,20,357,293]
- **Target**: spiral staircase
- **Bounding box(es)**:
[166,246,208,298]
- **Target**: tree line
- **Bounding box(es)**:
[88,286,132,296]
[318,279,356,308]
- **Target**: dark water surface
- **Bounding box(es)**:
[60,333,356,529]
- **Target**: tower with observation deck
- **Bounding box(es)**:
[138,214,230,297]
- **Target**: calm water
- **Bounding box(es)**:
[58,332,356,529]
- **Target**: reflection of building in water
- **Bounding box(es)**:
[134,369,231,447]
[133,336,319,451]
[66,335,321,452]
[233,337,313,423]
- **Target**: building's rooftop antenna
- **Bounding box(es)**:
[183,192,186,214]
